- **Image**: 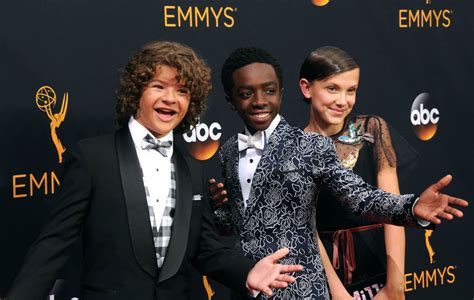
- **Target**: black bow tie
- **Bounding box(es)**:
[141,134,173,157]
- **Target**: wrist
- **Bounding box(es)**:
[383,282,405,295]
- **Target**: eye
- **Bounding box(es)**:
[151,84,164,90]
[178,88,190,96]
[265,88,276,95]
[326,86,337,93]
[238,91,253,99]
[347,87,357,94]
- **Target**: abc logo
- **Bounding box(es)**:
[410,93,439,141]
[311,0,330,6]
[183,122,222,160]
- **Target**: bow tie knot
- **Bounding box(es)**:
[238,132,265,152]
[142,134,173,157]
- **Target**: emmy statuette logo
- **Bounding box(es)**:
[203,276,215,300]
[424,229,435,264]
[35,86,68,163]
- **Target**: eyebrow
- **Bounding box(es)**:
[236,81,278,89]
[323,82,358,88]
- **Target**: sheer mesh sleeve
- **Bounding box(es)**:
[365,115,420,181]
[366,116,397,172]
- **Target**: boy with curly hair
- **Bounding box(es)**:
[4,41,302,300]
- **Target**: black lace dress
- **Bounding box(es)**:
[316,115,418,299]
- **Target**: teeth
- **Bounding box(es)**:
[252,113,270,118]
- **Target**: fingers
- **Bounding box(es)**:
[261,287,273,297]
[211,189,228,207]
[208,178,221,193]
[277,264,303,273]
[270,280,288,289]
[448,196,469,207]
[431,174,453,192]
[266,247,290,262]
[208,178,228,209]
[275,274,297,283]
[443,206,464,218]
[429,215,442,225]
[437,211,453,220]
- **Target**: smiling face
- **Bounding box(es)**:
[228,63,282,134]
[300,68,360,135]
[135,65,191,138]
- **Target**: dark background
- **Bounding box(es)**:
[1,0,472,299]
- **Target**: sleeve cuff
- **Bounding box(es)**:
[245,282,260,298]
[412,196,431,227]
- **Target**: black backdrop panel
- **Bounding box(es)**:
[1,0,473,299]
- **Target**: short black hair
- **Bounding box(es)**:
[220,47,283,97]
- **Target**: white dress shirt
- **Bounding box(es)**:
[239,114,281,207]
[129,117,173,232]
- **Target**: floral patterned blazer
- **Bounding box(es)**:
[216,117,418,299]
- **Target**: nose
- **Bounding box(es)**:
[335,92,348,106]
[162,88,178,104]
[251,90,268,107]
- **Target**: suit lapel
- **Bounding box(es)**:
[158,148,192,283]
[244,120,287,219]
[116,127,158,279]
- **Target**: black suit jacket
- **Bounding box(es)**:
[7,127,253,300]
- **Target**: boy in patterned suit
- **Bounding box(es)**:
[212,47,468,299]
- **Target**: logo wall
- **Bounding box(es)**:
[182,122,222,160]
[311,0,331,7]
[36,85,69,163]
[163,4,236,28]
[12,86,67,199]
[406,92,456,291]
[405,229,456,292]
[410,92,439,141]
[399,0,453,28]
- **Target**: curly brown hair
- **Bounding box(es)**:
[116,41,211,133]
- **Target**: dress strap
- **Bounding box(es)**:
[325,223,383,285]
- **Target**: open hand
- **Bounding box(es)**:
[246,248,303,297]
[414,175,469,224]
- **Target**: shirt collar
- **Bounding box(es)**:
[128,117,174,157]
[243,114,281,143]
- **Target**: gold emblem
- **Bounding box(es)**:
[424,229,435,264]
[203,276,215,299]
[35,86,68,163]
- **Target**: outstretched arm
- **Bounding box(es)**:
[314,135,468,227]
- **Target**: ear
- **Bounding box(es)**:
[225,94,236,110]
[299,78,312,99]
[134,108,141,120]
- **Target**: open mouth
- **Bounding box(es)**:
[155,108,177,121]
[249,112,271,121]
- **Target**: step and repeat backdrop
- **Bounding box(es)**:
[1,0,472,299]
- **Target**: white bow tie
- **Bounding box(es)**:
[238,132,265,152]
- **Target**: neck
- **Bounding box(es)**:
[304,111,344,137]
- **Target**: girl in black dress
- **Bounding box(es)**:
[299,46,409,300]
